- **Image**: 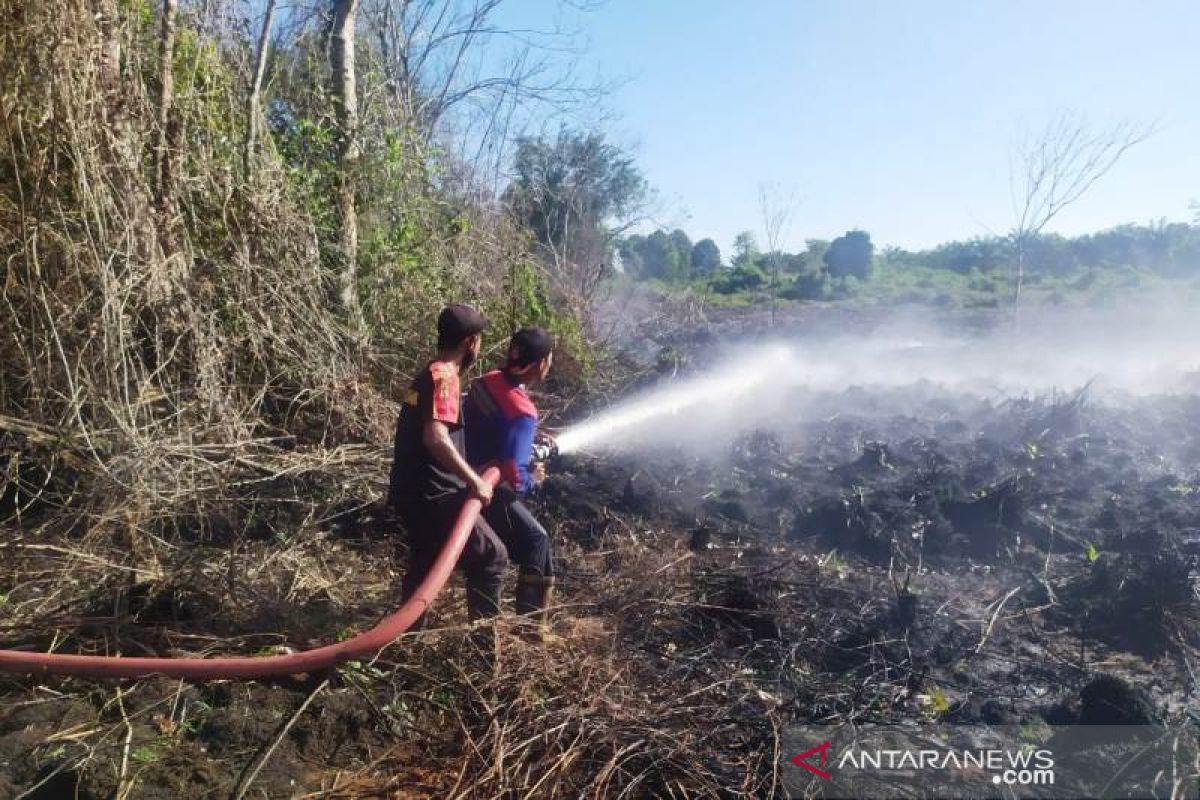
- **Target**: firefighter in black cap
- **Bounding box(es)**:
[388,304,509,624]
[463,327,557,639]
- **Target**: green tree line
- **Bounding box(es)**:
[617,220,1200,302]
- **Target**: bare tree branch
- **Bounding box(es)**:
[242,0,278,181]
[759,183,798,327]
[1009,113,1155,309]
[362,0,613,185]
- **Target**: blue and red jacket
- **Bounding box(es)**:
[463,369,539,494]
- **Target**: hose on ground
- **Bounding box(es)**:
[0,467,501,680]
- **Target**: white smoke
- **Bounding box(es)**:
[554,299,1200,456]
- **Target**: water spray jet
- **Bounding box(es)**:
[555,344,795,455]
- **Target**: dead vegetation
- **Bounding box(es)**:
[0,497,788,798]
[0,2,666,795]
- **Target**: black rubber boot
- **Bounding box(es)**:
[466,577,502,620]
[466,577,502,669]
[514,573,555,642]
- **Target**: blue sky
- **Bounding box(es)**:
[501,0,1199,253]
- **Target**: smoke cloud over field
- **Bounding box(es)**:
[556,300,1200,455]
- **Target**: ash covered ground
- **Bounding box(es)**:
[544,302,1200,739]
[549,383,1200,714]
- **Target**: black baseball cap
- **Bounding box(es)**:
[505,327,555,369]
[437,304,487,347]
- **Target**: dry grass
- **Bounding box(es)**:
[0,484,808,797]
[1,0,390,551]
[280,525,793,799]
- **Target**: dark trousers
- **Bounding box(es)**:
[397,491,508,618]
[482,488,554,578]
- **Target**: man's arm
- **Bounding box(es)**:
[423,419,493,506]
[499,415,538,494]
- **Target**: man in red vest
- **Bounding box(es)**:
[387,305,508,624]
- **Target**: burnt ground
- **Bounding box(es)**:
[548,383,1200,725]
[2,312,1200,797]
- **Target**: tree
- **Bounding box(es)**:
[668,229,692,277]
[881,223,1200,281]
[824,230,874,282]
[925,237,1007,274]
[1009,113,1153,308]
[665,229,692,281]
[330,0,362,326]
[618,228,696,282]
[712,264,766,294]
[691,238,722,275]
[507,129,648,282]
[618,234,647,277]
[242,0,277,181]
[731,231,760,268]
[364,0,609,183]
[780,268,828,301]
[640,230,675,280]
[153,0,186,267]
[759,184,797,325]
[798,239,830,275]
[155,0,178,215]
[769,241,830,301]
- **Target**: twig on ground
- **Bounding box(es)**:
[231,676,331,800]
[975,585,1023,654]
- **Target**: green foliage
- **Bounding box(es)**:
[622,218,1200,310]
[890,222,1200,279]
[925,685,952,717]
[621,229,694,282]
[691,238,722,275]
[340,660,389,681]
[118,0,155,31]
[488,259,597,383]
[825,230,875,282]
[646,231,679,280]
[783,240,829,275]
[503,259,552,328]
[778,269,829,301]
[132,742,164,764]
[711,263,767,294]
[731,231,760,268]
[506,129,647,267]
[266,42,608,388]
[382,697,414,728]
[669,229,693,263]
[272,115,340,239]
[352,131,464,347]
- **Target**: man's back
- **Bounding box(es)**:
[388,360,466,510]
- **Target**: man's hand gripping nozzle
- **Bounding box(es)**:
[532,441,559,462]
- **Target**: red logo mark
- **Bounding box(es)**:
[791,741,833,780]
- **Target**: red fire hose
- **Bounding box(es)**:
[0,468,500,680]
